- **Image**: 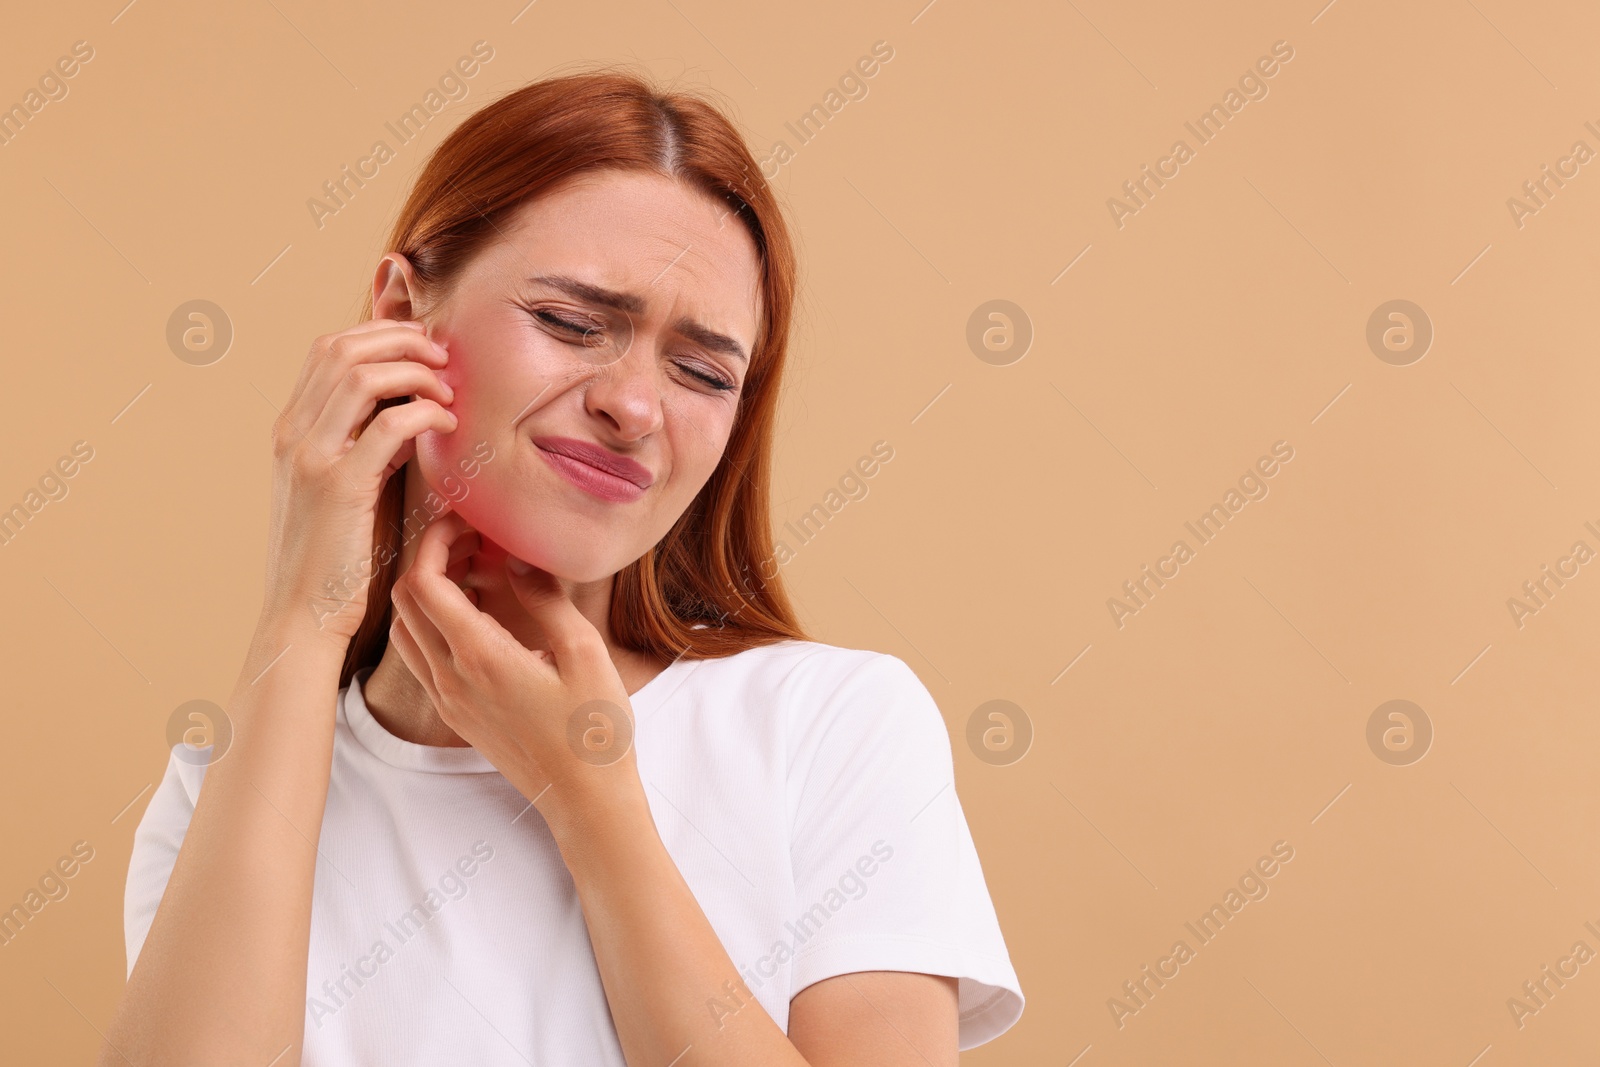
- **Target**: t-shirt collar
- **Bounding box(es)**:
[341,652,697,774]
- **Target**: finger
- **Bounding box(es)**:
[447,529,482,569]
[444,535,477,591]
[445,524,480,602]
[408,513,500,646]
[391,579,454,673]
[307,360,456,457]
[381,433,419,484]
[342,399,458,488]
[282,318,424,410]
[387,609,438,701]
[504,556,601,664]
[291,325,449,429]
[291,324,442,426]
[413,511,475,577]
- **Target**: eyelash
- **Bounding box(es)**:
[530,308,737,393]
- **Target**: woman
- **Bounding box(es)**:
[104,69,1022,1066]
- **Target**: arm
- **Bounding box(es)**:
[101,317,458,1065]
[99,617,346,1066]
[789,970,958,1066]
[548,782,960,1067]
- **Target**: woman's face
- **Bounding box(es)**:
[405,169,763,583]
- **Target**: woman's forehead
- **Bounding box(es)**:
[480,177,762,338]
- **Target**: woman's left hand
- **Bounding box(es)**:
[387,509,642,830]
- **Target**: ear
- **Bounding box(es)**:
[372,252,424,322]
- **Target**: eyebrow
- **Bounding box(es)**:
[527,274,750,364]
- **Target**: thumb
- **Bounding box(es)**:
[505,556,596,659]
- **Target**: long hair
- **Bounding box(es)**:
[338,68,808,689]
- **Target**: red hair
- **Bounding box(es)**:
[339,68,808,688]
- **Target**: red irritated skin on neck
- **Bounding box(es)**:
[397,169,763,586]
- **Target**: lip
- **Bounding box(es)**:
[532,435,653,503]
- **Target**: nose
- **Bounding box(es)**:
[581,336,666,442]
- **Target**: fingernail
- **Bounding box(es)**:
[508,557,531,576]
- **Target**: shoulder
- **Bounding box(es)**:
[690,638,932,720]
[690,639,947,774]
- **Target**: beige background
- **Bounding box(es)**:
[2,0,1598,1063]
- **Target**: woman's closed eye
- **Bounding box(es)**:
[532,307,613,348]
[529,307,736,393]
[673,361,736,392]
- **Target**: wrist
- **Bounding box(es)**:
[541,763,654,860]
[265,580,371,642]
[243,607,352,681]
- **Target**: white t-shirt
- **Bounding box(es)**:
[124,638,1024,1063]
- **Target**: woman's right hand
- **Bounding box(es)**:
[260,318,457,646]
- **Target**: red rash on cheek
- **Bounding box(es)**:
[428,333,483,431]
[456,474,523,544]
[412,334,521,549]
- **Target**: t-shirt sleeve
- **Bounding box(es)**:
[785,651,1024,1050]
[123,749,202,979]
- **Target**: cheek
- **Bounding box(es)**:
[414,395,483,494]
[413,439,545,569]
[441,460,521,536]
[413,333,499,481]
[673,415,733,487]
